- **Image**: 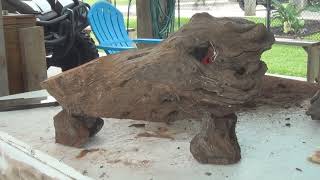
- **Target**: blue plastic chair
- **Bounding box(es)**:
[88,1,162,54]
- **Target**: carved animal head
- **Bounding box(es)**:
[186,14,274,104]
[136,13,275,106]
[42,13,274,120]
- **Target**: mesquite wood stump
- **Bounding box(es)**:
[307,90,320,120]
[42,13,274,164]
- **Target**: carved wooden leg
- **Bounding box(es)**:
[190,112,241,164]
[306,90,320,120]
[53,109,104,148]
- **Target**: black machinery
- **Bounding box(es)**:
[2,0,99,71]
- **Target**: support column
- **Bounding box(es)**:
[0,1,9,96]
[136,0,153,39]
[244,0,256,16]
[136,0,167,39]
[306,46,320,83]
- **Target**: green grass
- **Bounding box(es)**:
[246,17,282,27]
[262,45,307,77]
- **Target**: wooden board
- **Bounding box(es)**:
[136,0,153,39]
[275,38,320,47]
[136,0,166,49]
[0,0,9,96]
[3,14,36,94]
[0,131,92,180]
[307,46,320,82]
[19,26,47,91]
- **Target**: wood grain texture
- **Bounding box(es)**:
[42,14,275,164]
[3,14,36,94]
[136,0,153,39]
[19,26,47,91]
[307,90,320,120]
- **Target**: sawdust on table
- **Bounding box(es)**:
[76,148,100,159]
[136,126,174,140]
[309,151,320,164]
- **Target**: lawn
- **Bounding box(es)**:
[262,45,307,77]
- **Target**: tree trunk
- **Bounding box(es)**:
[244,0,256,16]
[42,13,274,164]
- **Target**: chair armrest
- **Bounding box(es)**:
[132,38,163,44]
[97,45,136,51]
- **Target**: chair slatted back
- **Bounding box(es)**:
[88,1,134,54]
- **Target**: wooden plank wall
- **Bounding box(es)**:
[3,14,36,94]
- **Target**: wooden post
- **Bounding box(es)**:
[136,0,167,38]
[136,0,153,39]
[19,26,47,91]
[244,0,256,16]
[317,46,320,83]
[0,0,9,96]
[136,0,167,48]
[3,14,36,94]
[307,46,320,83]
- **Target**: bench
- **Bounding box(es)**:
[275,38,320,83]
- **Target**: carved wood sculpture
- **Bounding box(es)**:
[42,13,274,164]
[306,90,320,120]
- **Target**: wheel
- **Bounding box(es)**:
[58,31,99,71]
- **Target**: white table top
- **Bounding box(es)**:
[0,89,319,180]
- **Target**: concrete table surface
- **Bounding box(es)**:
[0,90,319,180]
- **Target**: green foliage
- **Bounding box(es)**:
[306,0,320,12]
[272,1,305,34]
[308,0,320,7]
